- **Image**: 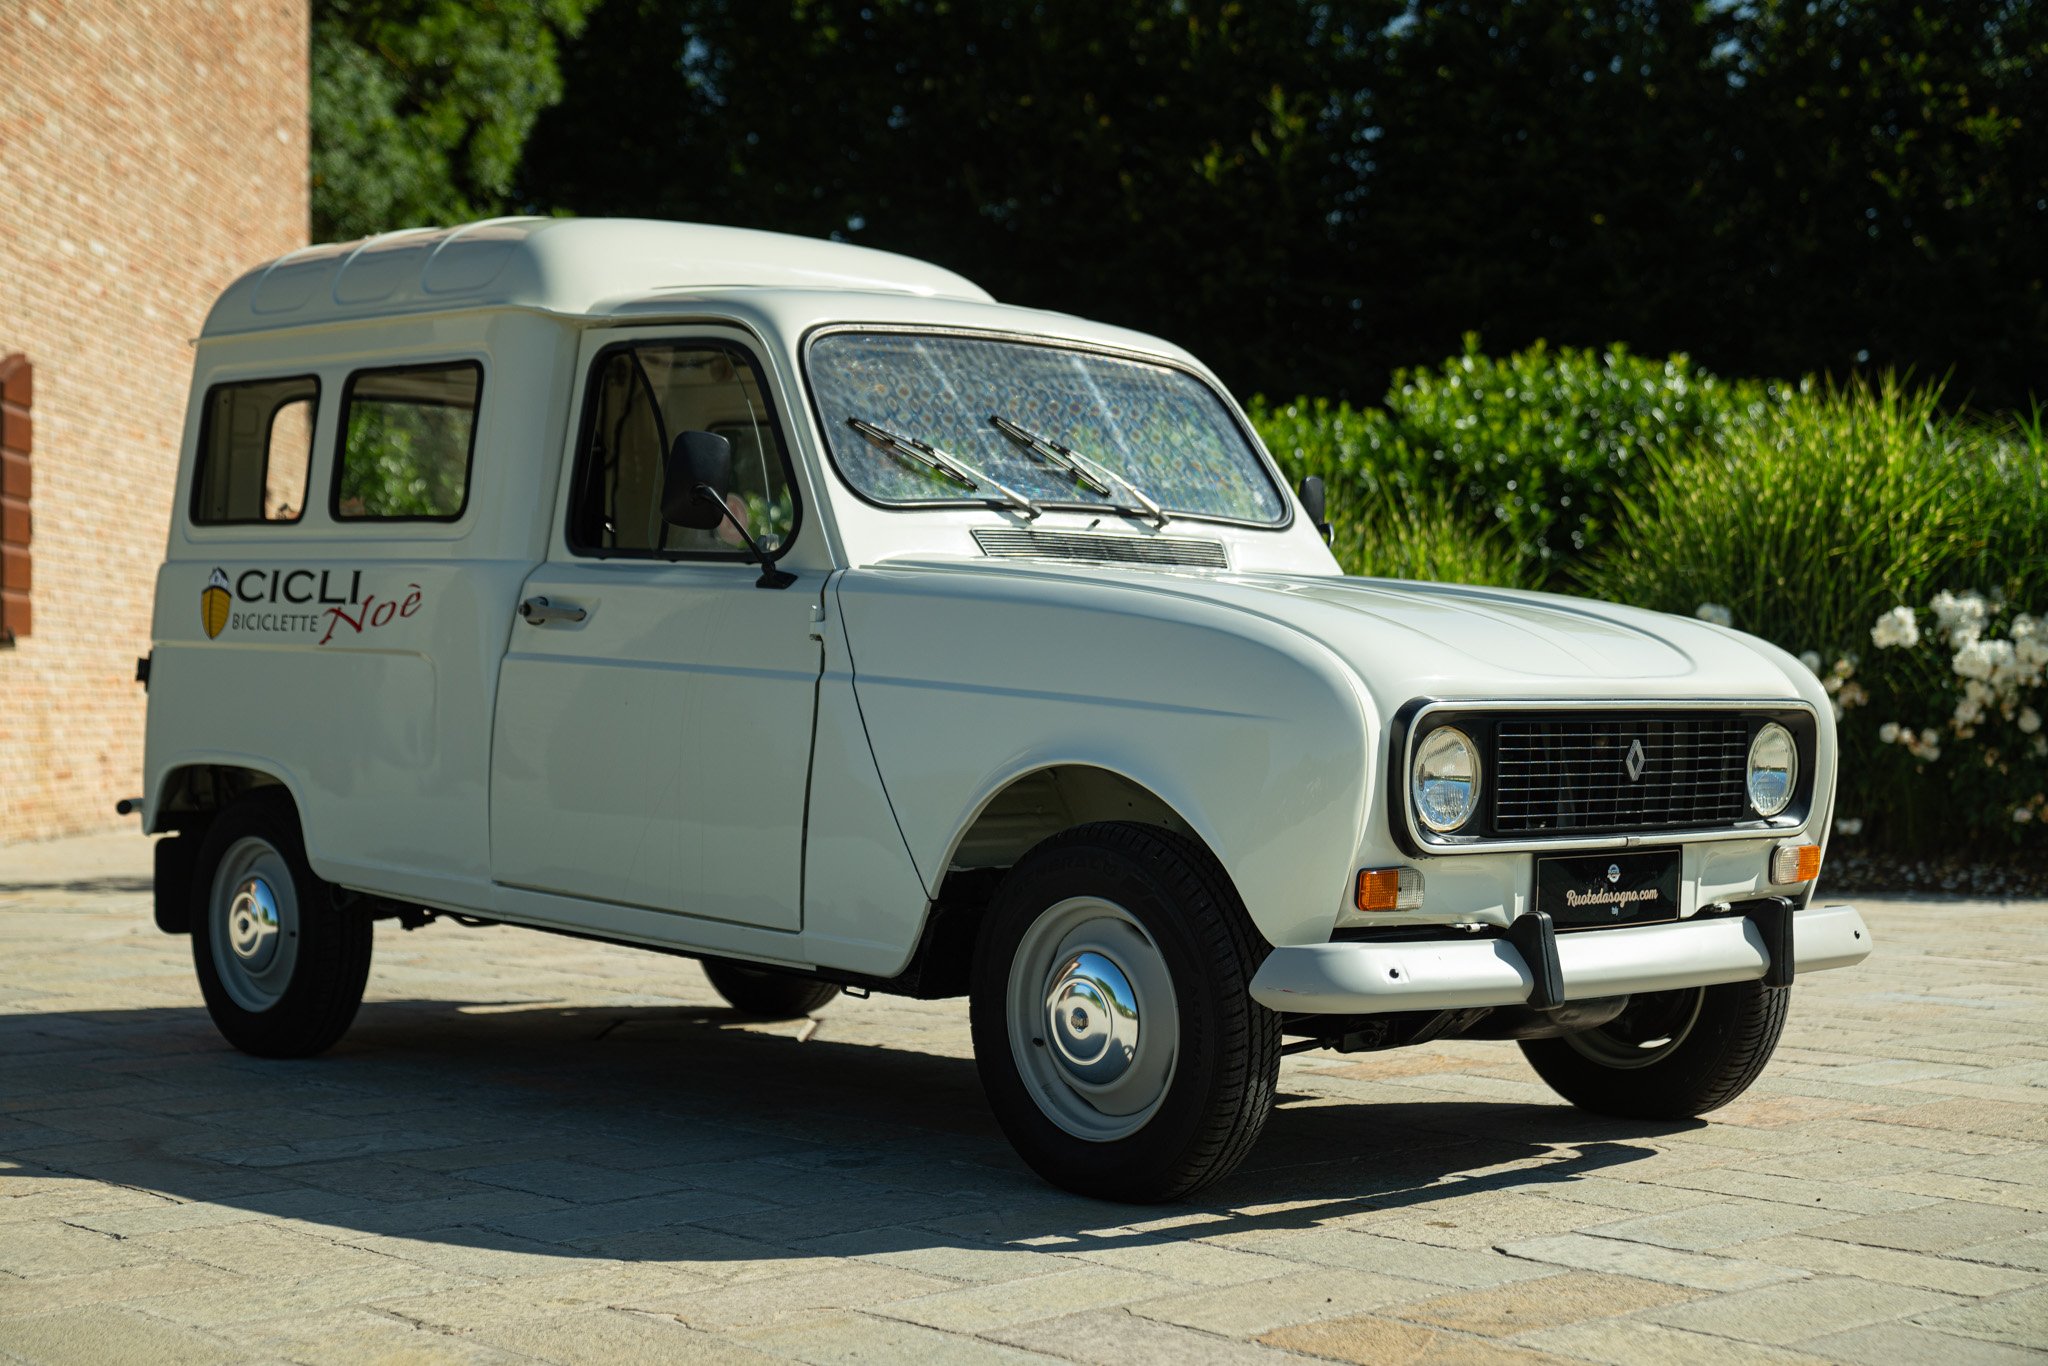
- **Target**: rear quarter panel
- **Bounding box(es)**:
[144,311,576,905]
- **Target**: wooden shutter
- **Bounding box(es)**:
[0,353,30,644]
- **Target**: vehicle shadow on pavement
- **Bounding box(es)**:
[0,998,1695,1265]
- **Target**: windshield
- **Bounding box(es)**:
[806,331,1287,524]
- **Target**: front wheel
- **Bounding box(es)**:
[1519,980,1789,1118]
[190,793,372,1058]
[970,822,1279,1202]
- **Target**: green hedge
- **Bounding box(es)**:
[1252,347,2048,850]
[1251,336,1775,584]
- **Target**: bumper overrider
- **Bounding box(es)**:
[1251,902,1872,1014]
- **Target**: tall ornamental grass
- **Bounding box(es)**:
[1578,378,1993,652]
[1332,486,1537,590]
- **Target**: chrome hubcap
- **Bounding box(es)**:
[227,878,281,967]
[1046,951,1140,1086]
[1007,897,1178,1142]
[209,836,300,1013]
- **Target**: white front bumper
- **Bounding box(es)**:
[1250,904,1871,1014]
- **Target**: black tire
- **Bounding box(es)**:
[969,821,1280,1203]
[702,958,841,1018]
[190,792,372,1059]
[1519,980,1789,1118]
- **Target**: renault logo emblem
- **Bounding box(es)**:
[1625,738,1647,782]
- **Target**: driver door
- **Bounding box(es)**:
[488,329,818,930]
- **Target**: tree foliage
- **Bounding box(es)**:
[311,0,2047,409]
[310,0,594,241]
[522,0,1383,398]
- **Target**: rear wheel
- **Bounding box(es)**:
[702,958,841,1019]
[970,822,1279,1202]
[190,793,371,1058]
[1519,980,1789,1118]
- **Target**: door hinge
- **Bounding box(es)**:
[808,603,826,641]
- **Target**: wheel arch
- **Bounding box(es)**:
[937,761,1211,881]
[894,762,1233,1001]
[147,755,305,835]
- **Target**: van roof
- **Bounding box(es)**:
[200,217,995,338]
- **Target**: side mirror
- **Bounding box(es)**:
[658,428,796,589]
[1298,474,1333,543]
[661,430,734,529]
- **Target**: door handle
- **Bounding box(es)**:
[518,596,587,625]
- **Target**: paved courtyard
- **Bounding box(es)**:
[2,832,2045,1365]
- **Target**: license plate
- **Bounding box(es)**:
[1536,848,1681,930]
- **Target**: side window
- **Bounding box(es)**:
[567,342,796,558]
[191,376,318,524]
[333,362,482,521]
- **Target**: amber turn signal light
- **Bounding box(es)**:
[1769,843,1822,885]
[1356,866,1424,912]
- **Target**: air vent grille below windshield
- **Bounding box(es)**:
[971,528,1229,569]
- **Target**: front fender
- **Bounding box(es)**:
[834,565,1374,948]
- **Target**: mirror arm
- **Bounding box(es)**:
[693,484,796,589]
[1298,475,1334,544]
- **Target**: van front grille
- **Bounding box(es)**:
[972,528,1228,569]
[1491,715,1751,834]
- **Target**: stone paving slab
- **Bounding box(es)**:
[2,831,2046,1363]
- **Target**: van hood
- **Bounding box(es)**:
[872,557,1810,707]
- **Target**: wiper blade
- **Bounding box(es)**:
[988,414,1169,528]
[847,417,1040,519]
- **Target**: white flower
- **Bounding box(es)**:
[1922,744,1942,762]
[2022,708,2043,735]
[1878,722,1900,744]
[1921,728,1940,748]
[1931,590,1989,647]
[1870,605,1920,649]
[2018,808,2036,824]
[1798,650,1822,673]
[1835,817,1863,836]
[1695,603,1733,628]
[1952,639,2018,684]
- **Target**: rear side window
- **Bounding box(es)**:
[190,376,318,525]
[333,362,482,521]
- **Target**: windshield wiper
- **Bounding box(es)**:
[988,415,1169,528]
[847,417,1040,519]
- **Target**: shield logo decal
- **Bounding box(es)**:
[200,568,231,640]
[1625,738,1647,782]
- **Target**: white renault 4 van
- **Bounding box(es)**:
[139,218,1870,1200]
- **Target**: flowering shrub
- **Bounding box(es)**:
[1861,593,2048,837]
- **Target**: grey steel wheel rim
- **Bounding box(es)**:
[209,836,300,1013]
[1564,987,1705,1069]
[1007,896,1178,1142]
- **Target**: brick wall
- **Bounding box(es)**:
[0,1,309,844]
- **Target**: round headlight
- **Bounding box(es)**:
[1747,723,1797,817]
[1413,727,1482,833]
